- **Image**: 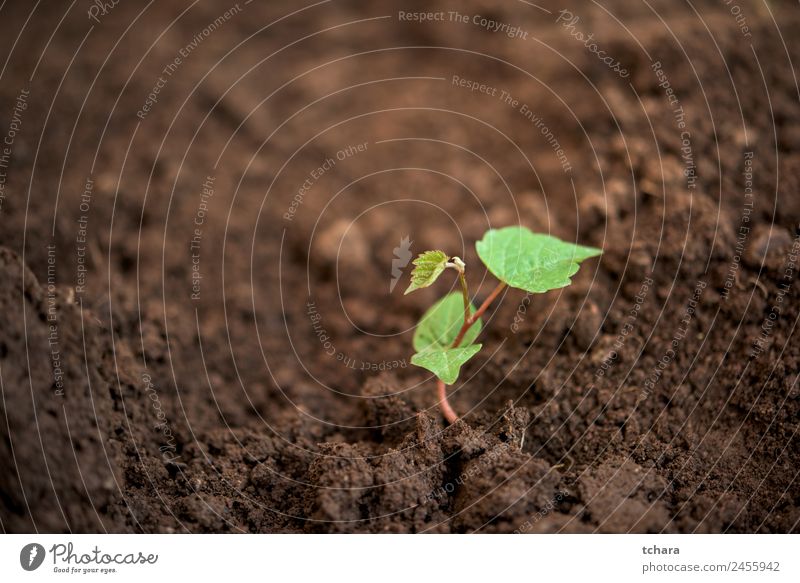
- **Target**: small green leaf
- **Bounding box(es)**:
[476,226,601,294]
[404,250,449,295]
[411,345,482,385]
[413,292,481,352]
[411,293,483,384]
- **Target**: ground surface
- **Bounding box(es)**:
[1,0,799,533]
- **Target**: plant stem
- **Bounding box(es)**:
[451,281,507,348]
[458,271,470,326]
[437,379,459,425]
[437,280,507,424]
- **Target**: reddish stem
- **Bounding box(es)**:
[451,281,507,348]
[438,281,507,424]
[437,379,459,425]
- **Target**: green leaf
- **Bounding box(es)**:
[476,226,601,294]
[411,345,482,385]
[413,292,481,352]
[411,292,483,384]
[404,250,449,295]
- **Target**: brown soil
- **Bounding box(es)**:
[1,0,799,533]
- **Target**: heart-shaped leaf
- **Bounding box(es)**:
[413,292,481,351]
[411,292,483,384]
[411,345,482,385]
[404,250,449,295]
[476,226,601,294]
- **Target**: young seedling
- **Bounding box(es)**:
[404,225,601,424]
